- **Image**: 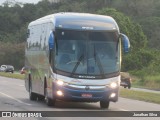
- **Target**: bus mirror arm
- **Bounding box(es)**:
[120,33,130,53]
[49,31,54,50]
[49,31,55,64]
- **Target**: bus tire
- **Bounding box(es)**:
[44,88,55,106]
[100,101,110,109]
[29,80,37,101]
[37,95,45,101]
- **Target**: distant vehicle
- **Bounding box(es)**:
[20,67,26,74]
[120,72,131,89]
[0,65,14,73]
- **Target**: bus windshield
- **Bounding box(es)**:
[54,29,120,77]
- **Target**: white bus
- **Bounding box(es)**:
[25,12,130,109]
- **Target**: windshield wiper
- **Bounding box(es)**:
[94,45,105,78]
[70,54,84,77]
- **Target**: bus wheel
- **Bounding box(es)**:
[44,88,55,106]
[100,101,110,109]
[37,95,45,101]
[29,82,37,100]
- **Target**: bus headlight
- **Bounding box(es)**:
[110,82,117,89]
[57,80,64,86]
[56,80,68,86]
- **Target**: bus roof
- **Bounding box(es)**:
[29,12,119,31]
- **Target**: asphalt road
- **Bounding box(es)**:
[0,76,160,120]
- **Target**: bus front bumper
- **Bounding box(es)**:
[52,84,119,102]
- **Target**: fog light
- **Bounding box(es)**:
[110,93,116,98]
[57,90,63,96]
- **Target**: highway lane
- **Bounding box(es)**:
[0,76,160,120]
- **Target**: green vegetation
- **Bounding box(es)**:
[0,0,160,89]
[120,88,160,104]
[0,42,25,69]
[132,75,160,90]
[0,72,24,80]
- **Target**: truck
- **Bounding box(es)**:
[25,12,130,109]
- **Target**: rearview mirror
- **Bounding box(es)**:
[49,32,54,50]
[120,33,130,53]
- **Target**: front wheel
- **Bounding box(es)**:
[100,101,110,109]
[44,88,56,106]
[37,95,45,101]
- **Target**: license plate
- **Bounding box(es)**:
[81,93,92,98]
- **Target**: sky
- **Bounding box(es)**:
[0,0,41,5]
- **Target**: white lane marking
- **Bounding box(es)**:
[18,85,24,87]
[119,108,129,111]
[0,92,31,106]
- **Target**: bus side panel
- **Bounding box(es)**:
[39,22,50,95]
[45,22,56,97]
[25,21,55,96]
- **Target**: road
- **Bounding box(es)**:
[0,76,160,120]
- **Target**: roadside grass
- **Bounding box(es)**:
[120,88,160,104]
[0,72,25,80]
[132,75,160,90]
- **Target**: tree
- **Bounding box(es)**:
[138,17,160,49]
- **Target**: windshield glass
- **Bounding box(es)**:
[54,29,120,77]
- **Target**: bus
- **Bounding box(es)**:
[25,12,130,109]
